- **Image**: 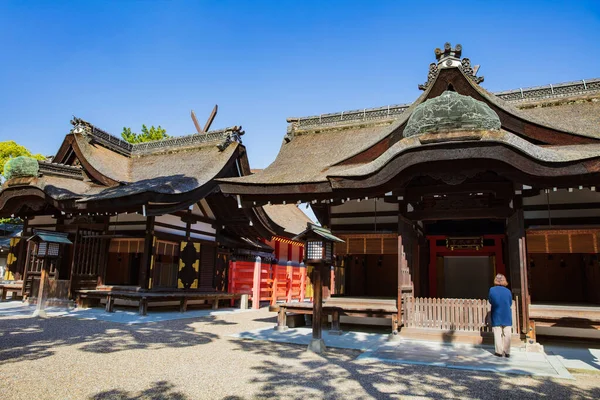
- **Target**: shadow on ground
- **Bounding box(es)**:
[90,380,188,400]
[232,339,600,400]
[0,315,220,364]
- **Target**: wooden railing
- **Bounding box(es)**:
[402,297,519,334]
[228,259,307,309]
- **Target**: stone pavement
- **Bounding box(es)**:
[358,340,572,379]
[232,326,577,379]
[0,300,253,324]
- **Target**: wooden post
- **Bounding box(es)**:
[276,306,288,332]
[330,265,335,296]
[299,263,306,301]
[229,259,236,307]
[252,256,261,309]
[32,259,50,318]
[105,295,114,312]
[139,296,148,316]
[180,297,188,313]
[68,227,80,298]
[307,263,326,353]
[271,262,278,306]
[507,197,530,339]
[286,261,293,303]
[22,241,33,299]
[139,216,155,289]
[329,308,342,335]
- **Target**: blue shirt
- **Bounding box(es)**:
[488,286,512,327]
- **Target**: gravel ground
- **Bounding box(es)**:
[1,307,599,400]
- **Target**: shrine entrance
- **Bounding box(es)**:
[425,222,505,299]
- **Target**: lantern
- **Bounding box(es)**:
[293,223,344,353]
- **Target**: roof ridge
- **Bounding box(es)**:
[70,117,244,156]
[289,77,600,129]
[38,160,84,180]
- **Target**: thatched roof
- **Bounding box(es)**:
[0,117,246,212]
[220,66,600,197]
[262,204,314,235]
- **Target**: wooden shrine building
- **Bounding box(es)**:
[220,43,600,341]
[0,117,307,312]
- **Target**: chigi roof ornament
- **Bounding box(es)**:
[419,42,484,91]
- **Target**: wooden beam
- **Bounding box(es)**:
[405,182,514,201]
[331,210,399,219]
[406,207,513,221]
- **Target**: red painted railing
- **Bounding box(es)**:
[228,259,307,309]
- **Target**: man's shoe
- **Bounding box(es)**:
[494,353,503,357]
[505,354,510,358]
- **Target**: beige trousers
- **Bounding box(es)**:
[492,326,511,355]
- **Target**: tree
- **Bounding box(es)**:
[121,124,169,143]
[0,141,45,178]
[0,141,45,223]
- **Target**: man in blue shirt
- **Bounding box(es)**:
[488,274,512,357]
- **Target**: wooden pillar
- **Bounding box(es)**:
[299,262,306,301]
[32,258,50,318]
[428,238,437,297]
[307,262,326,353]
[139,216,155,289]
[286,261,293,303]
[330,265,335,296]
[16,218,29,279]
[397,217,414,335]
[494,236,506,276]
[252,256,261,309]
[228,259,236,307]
[270,261,278,306]
[22,241,33,299]
[507,197,530,338]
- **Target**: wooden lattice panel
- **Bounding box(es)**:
[546,234,570,253]
[526,234,547,253]
[383,237,398,254]
[348,238,365,254]
[366,238,381,254]
[527,229,600,254]
[570,233,595,253]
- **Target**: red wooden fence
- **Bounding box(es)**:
[228,258,307,309]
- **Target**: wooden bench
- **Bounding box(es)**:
[273,297,399,334]
[0,282,23,301]
[75,290,243,316]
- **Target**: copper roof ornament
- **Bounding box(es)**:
[419,42,483,91]
[403,91,501,137]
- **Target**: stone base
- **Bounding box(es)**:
[32,308,48,319]
[240,294,249,310]
[274,325,288,332]
[526,342,545,353]
[307,338,326,354]
[388,331,402,342]
[328,329,343,336]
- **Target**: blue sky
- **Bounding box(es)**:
[1,0,599,169]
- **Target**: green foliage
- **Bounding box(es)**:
[0,218,21,224]
[121,124,169,144]
[4,156,40,180]
[0,141,45,177]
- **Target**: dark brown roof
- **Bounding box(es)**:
[1,117,246,209]
[262,204,314,235]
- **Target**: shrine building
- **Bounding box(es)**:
[219,43,600,341]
